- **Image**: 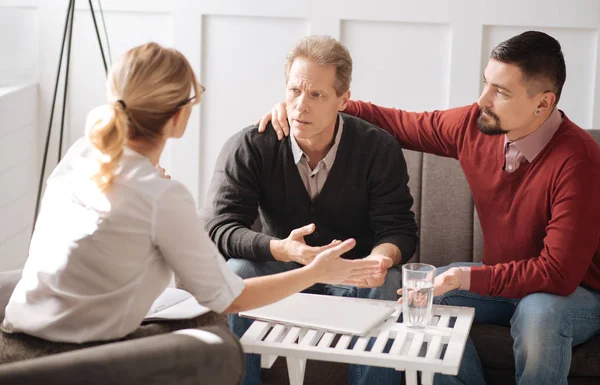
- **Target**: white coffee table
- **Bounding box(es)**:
[240,296,474,385]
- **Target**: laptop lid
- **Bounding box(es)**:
[239,293,395,336]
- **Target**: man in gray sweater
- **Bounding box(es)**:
[204,35,418,385]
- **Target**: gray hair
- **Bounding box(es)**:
[285,35,352,96]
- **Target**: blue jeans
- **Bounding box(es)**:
[433,262,600,385]
[227,258,403,385]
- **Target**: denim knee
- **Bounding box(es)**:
[227,258,262,279]
[510,292,581,356]
[380,266,402,300]
[434,289,463,306]
[511,293,567,336]
[357,266,401,301]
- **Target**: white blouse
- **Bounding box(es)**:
[1,138,244,343]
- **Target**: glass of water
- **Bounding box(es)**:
[402,263,436,329]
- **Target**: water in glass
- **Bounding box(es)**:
[402,263,436,329]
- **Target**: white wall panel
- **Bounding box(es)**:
[66,9,173,157]
[0,227,31,271]
[0,84,36,137]
[200,15,306,198]
[593,32,600,129]
[0,84,38,271]
[168,8,203,200]
[0,191,35,272]
[0,0,599,215]
[0,123,36,173]
[0,193,35,242]
[482,26,597,128]
[0,7,37,86]
[0,158,36,209]
[342,21,451,111]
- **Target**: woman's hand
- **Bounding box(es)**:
[257,102,289,140]
[307,239,382,286]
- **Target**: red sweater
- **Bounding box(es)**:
[346,101,600,298]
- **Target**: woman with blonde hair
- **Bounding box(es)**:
[1,42,380,344]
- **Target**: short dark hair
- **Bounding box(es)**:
[490,31,566,105]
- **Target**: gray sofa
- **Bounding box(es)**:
[0,270,244,385]
[204,128,600,385]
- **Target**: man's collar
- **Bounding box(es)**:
[289,114,344,166]
[504,107,563,162]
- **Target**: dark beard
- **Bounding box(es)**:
[477,108,508,136]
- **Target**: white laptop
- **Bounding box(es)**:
[239,293,395,336]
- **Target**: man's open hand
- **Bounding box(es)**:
[270,224,341,265]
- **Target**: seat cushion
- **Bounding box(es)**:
[0,312,227,364]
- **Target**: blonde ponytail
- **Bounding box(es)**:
[87,101,128,191]
[86,42,204,191]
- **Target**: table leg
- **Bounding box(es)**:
[406,370,418,385]
[286,357,307,385]
[261,354,278,369]
[421,371,434,385]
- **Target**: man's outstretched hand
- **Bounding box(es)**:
[396,267,462,303]
[270,224,341,265]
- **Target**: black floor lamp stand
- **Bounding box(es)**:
[33,0,110,231]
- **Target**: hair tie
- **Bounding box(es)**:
[116,100,127,110]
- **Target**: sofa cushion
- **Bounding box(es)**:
[1,269,229,364]
[413,154,475,267]
[0,325,243,385]
[0,311,228,364]
[403,149,423,262]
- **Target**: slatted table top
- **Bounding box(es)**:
[240,296,475,385]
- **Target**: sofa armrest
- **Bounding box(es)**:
[0,325,244,385]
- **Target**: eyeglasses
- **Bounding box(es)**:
[177,95,196,108]
[176,84,205,109]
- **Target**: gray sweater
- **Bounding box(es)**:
[204,114,418,262]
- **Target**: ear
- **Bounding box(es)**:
[536,91,557,113]
[171,109,183,125]
[338,90,351,111]
[162,109,182,138]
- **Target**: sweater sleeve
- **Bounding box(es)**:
[204,131,276,262]
[368,137,419,263]
[344,100,474,159]
[470,161,600,298]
